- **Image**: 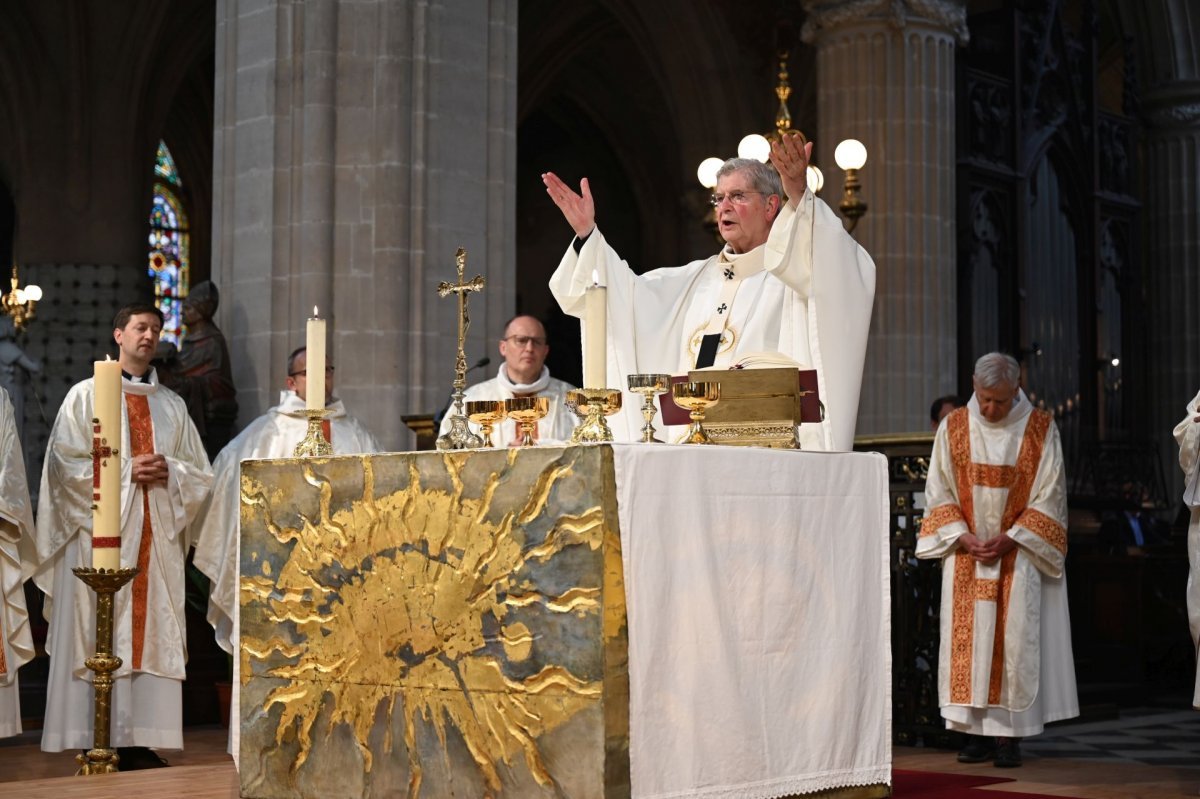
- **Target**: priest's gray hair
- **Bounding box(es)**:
[974,352,1020,389]
[717,158,784,201]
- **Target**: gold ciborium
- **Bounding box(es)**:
[627,373,671,443]
[503,396,549,447]
[566,388,622,443]
[671,381,721,444]
[465,400,505,447]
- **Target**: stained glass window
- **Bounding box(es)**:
[149,141,188,345]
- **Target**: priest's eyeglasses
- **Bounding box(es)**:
[289,366,336,377]
[710,190,764,207]
[504,335,548,349]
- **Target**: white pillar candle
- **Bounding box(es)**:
[306,308,326,410]
[92,356,122,570]
[584,273,607,388]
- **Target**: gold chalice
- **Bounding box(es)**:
[566,388,622,443]
[465,400,505,447]
[671,381,721,444]
[627,373,671,443]
[503,396,549,447]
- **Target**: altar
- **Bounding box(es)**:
[236,443,891,799]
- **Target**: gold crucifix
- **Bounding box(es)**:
[437,247,486,393]
[436,247,486,450]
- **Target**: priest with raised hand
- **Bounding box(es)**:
[917,352,1078,768]
[28,303,213,766]
[192,345,382,658]
[543,132,875,450]
[0,386,36,739]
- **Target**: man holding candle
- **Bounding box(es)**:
[193,346,380,659]
[543,132,875,451]
[0,387,36,739]
[437,315,579,445]
[28,303,213,763]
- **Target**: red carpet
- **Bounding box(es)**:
[893,768,1086,798]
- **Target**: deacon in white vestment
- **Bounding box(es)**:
[543,133,874,450]
[917,353,1078,768]
[437,315,578,445]
[193,346,382,656]
[1174,389,1200,707]
[27,304,213,753]
[0,387,35,738]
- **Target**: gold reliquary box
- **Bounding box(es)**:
[662,367,820,449]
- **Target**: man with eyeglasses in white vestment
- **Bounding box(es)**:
[543,133,875,451]
[438,314,579,446]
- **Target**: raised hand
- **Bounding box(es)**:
[769,132,812,204]
[542,172,596,239]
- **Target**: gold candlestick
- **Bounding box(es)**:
[627,374,671,443]
[503,396,549,447]
[72,566,139,775]
[292,408,333,457]
[566,388,622,443]
[671,381,721,444]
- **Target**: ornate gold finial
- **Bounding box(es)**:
[436,247,486,450]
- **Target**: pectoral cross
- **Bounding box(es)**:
[437,248,486,391]
[435,248,486,450]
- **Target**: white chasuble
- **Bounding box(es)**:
[438,367,579,446]
[29,370,213,751]
[0,388,35,738]
[549,191,874,451]
[1174,389,1200,707]
[916,392,1079,737]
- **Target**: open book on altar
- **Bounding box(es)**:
[658,353,821,446]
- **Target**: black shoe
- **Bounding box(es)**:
[116,746,170,771]
[994,737,1022,768]
[956,736,996,763]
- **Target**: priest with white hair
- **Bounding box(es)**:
[543,132,874,450]
[917,352,1079,768]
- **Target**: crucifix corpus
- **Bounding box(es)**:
[435,247,486,450]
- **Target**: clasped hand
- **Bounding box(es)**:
[131,453,169,486]
[958,532,1016,564]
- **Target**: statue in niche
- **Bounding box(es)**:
[0,313,41,433]
[156,280,238,459]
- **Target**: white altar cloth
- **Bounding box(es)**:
[612,443,891,799]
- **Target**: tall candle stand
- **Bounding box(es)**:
[567,388,622,443]
[72,566,140,775]
[293,408,333,456]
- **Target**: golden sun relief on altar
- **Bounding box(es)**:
[237,446,629,799]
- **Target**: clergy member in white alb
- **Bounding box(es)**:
[193,345,382,657]
[0,387,36,739]
[437,315,578,445]
[542,132,874,450]
[30,304,213,761]
[1174,387,1200,707]
[917,353,1078,769]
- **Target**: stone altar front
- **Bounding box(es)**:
[237,445,628,799]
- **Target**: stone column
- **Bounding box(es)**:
[213,0,517,450]
[1143,91,1200,495]
[802,0,967,435]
